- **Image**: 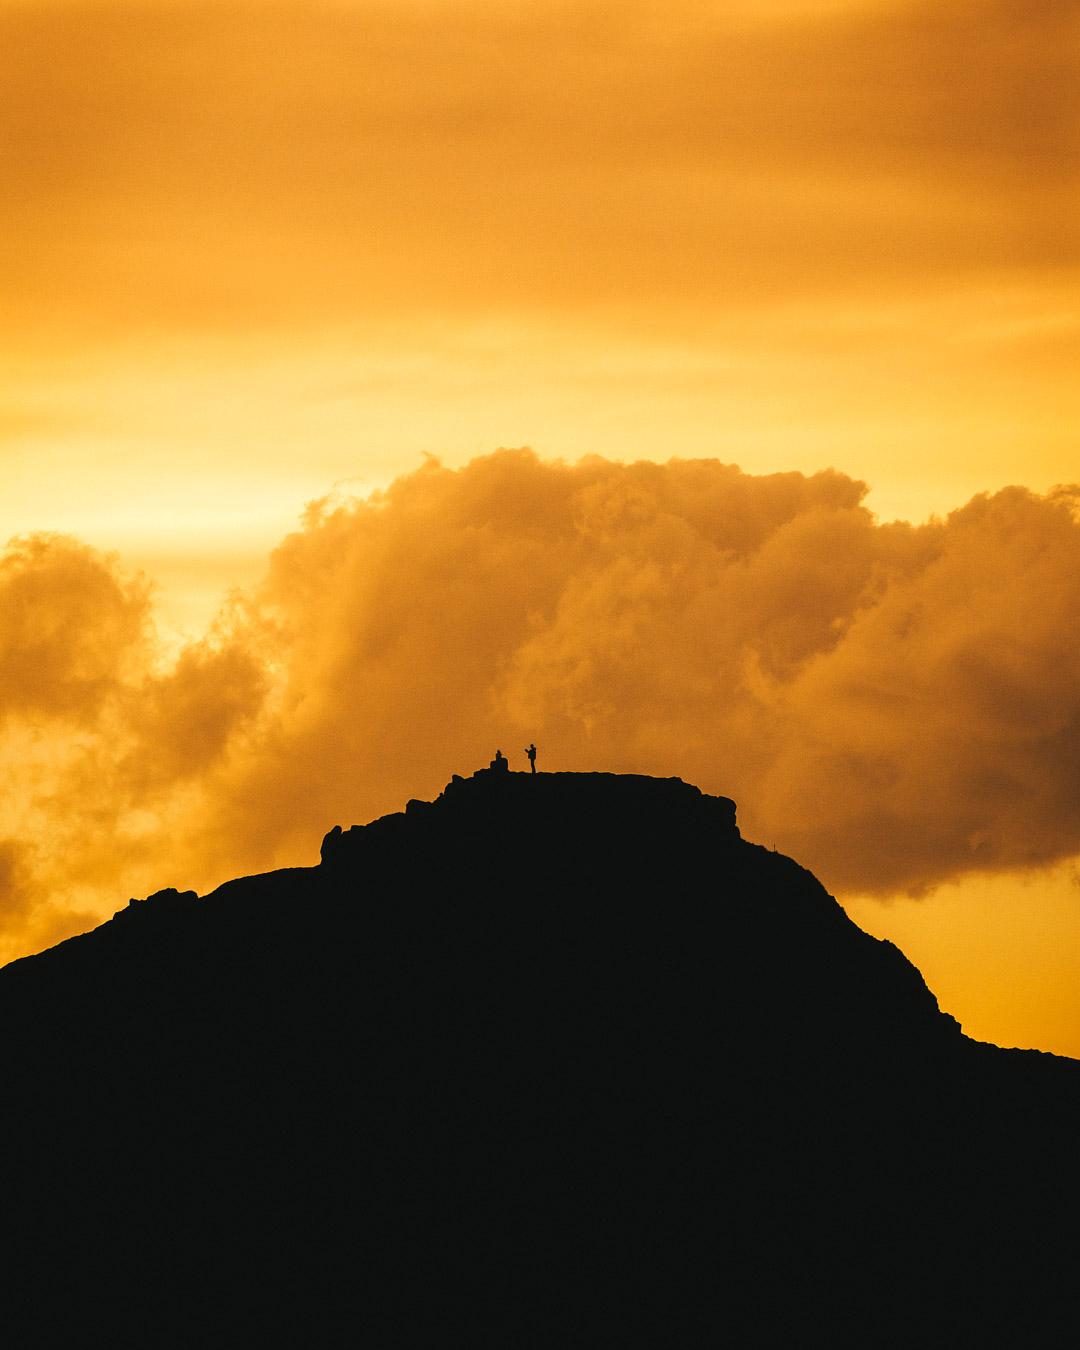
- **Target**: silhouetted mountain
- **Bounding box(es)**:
[2,769,1078,1345]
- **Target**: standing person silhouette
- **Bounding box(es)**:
[525,744,537,774]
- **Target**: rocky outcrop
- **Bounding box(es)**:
[115,886,198,919]
[321,767,739,868]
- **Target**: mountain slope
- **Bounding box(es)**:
[2,768,1077,1344]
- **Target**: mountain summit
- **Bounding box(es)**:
[2,768,1078,1343]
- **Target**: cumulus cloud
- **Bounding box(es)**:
[2,452,1079,960]
[0,534,151,723]
[0,535,265,961]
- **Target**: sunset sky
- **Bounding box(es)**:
[2,0,1079,1053]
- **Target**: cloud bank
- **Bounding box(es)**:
[2,451,1078,960]
[6,0,1076,341]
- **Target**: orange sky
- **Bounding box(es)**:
[2,0,1079,1054]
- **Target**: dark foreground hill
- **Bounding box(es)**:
[2,768,1079,1344]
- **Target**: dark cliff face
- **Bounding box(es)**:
[1,770,1078,1344]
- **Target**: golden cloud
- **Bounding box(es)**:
[2,451,1078,963]
[0,534,150,722]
